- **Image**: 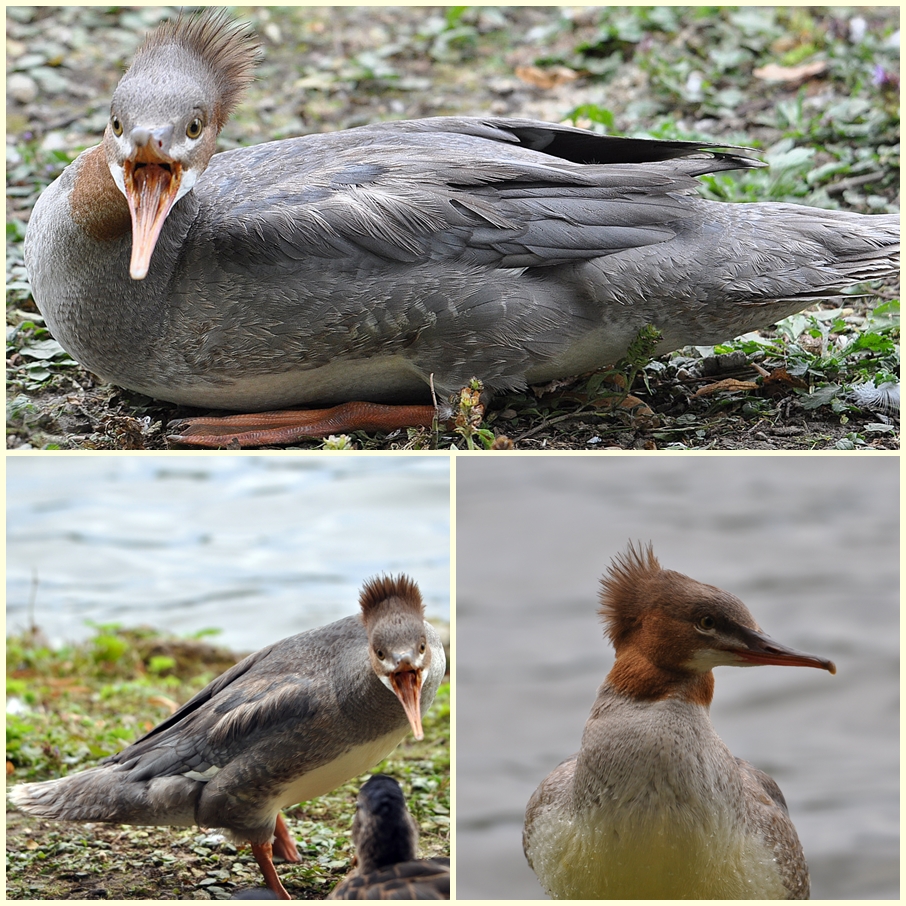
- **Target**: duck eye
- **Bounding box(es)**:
[699,615,716,630]
[111,115,123,136]
[186,117,203,139]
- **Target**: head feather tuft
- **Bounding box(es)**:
[129,10,260,130]
[598,541,661,646]
[359,574,425,618]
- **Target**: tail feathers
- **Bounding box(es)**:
[726,208,899,306]
[777,209,899,283]
[9,767,199,827]
[820,213,899,283]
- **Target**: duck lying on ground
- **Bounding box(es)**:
[24,11,900,446]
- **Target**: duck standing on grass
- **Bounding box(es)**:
[327,774,450,899]
[9,575,446,900]
[24,11,899,447]
[523,543,835,899]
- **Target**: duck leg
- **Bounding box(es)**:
[272,813,300,863]
[251,841,292,900]
[167,402,440,448]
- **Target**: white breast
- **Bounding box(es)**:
[526,697,787,899]
[271,728,407,813]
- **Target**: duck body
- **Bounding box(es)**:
[526,691,801,899]
[328,858,452,900]
[523,543,835,900]
[23,13,900,422]
[10,575,446,898]
[10,616,439,839]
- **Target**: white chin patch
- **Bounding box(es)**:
[110,162,127,197]
[175,166,197,202]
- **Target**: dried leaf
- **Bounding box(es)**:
[763,368,808,388]
[693,378,759,398]
[514,64,579,90]
[753,61,827,84]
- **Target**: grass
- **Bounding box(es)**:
[6,623,450,899]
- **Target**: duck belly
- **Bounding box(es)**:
[272,729,407,810]
[130,354,433,411]
[527,797,786,899]
[197,728,408,843]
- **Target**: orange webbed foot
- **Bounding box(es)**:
[167,402,440,447]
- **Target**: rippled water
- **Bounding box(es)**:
[7,455,450,651]
[456,455,899,900]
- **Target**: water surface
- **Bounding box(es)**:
[7,455,450,651]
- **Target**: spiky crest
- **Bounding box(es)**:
[128,10,260,130]
[359,574,425,620]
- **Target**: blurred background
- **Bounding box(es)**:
[6,455,450,650]
[456,455,899,899]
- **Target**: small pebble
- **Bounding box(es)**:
[8,72,38,103]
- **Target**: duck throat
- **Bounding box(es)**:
[606,651,715,706]
[69,145,131,242]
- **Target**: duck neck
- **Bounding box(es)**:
[332,619,415,739]
[67,143,200,281]
[572,681,738,821]
[66,145,131,241]
[356,817,418,874]
[607,651,715,706]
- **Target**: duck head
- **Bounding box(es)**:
[352,774,419,873]
[360,575,437,740]
[103,11,259,279]
[598,542,836,704]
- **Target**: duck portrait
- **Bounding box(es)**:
[8,575,447,899]
[11,8,899,449]
[523,543,836,899]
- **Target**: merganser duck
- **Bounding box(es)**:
[523,543,835,899]
[327,774,450,899]
[9,575,446,900]
[24,11,899,447]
